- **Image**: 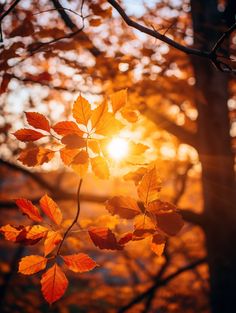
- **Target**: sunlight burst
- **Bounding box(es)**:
[107,138,129,160]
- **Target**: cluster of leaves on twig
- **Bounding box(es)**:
[0,90,184,304]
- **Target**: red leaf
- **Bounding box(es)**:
[19,255,47,275]
[40,194,62,225]
[62,253,97,273]
[118,232,133,245]
[15,199,42,222]
[151,234,165,256]
[25,112,50,132]
[88,227,122,250]
[13,129,46,142]
[52,121,83,136]
[41,264,68,304]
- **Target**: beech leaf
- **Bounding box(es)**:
[72,95,91,125]
[19,255,47,275]
[88,227,122,250]
[106,196,141,219]
[25,112,50,132]
[62,253,97,273]
[40,194,62,225]
[13,129,45,142]
[15,198,42,222]
[44,230,62,256]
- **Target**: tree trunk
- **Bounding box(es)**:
[190,1,236,312]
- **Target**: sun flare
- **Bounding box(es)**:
[107,138,129,160]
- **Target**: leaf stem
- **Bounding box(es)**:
[56,178,83,255]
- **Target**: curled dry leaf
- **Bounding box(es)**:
[106,196,141,219]
[40,194,62,225]
[15,198,42,222]
[62,253,97,273]
[88,227,123,250]
[41,264,68,304]
[25,112,50,132]
[19,255,47,275]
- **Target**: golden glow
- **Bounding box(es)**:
[107,138,129,160]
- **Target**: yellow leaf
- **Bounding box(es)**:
[91,156,109,179]
[110,89,127,112]
[72,95,91,126]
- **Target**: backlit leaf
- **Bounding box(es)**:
[52,121,83,136]
[91,100,108,130]
[25,112,50,132]
[0,224,24,242]
[19,255,47,275]
[72,95,91,126]
[60,148,79,165]
[13,129,45,142]
[94,112,123,137]
[151,234,165,256]
[61,134,86,149]
[15,199,42,222]
[18,147,54,167]
[62,253,97,273]
[137,167,161,205]
[88,227,122,250]
[91,156,109,179]
[106,196,141,219]
[121,108,138,122]
[44,230,62,256]
[133,215,156,239]
[110,89,127,112]
[72,150,89,164]
[118,232,133,245]
[40,194,62,225]
[41,264,68,304]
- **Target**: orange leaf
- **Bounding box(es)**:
[41,264,68,304]
[62,253,97,273]
[15,198,42,222]
[91,100,108,130]
[106,196,141,219]
[72,150,89,164]
[137,167,161,205]
[19,255,47,275]
[151,234,165,256]
[44,230,62,256]
[94,112,123,136]
[25,112,50,132]
[26,225,48,241]
[133,215,156,239]
[72,95,91,125]
[88,227,122,250]
[60,148,79,165]
[129,142,149,155]
[121,108,138,123]
[18,147,54,167]
[13,129,46,142]
[52,121,83,136]
[91,156,109,179]
[40,195,62,225]
[0,224,25,242]
[71,160,89,177]
[61,134,86,149]
[110,89,127,112]
[88,140,100,154]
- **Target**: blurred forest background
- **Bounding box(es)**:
[0,0,235,313]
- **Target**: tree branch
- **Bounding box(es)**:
[117,258,206,313]
[107,0,236,73]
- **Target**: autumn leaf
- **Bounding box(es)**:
[44,230,62,256]
[106,196,141,219]
[71,160,89,177]
[118,232,133,245]
[129,142,149,155]
[25,112,50,132]
[15,198,42,222]
[121,108,138,123]
[41,264,68,304]
[52,121,83,136]
[61,134,86,149]
[26,225,48,241]
[94,112,123,137]
[91,100,108,130]
[151,234,165,256]
[40,194,62,225]
[60,148,79,165]
[91,156,109,179]
[133,215,156,239]
[0,224,25,242]
[18,147,54,167]
[90,18,102,27]
[72,95,91,126]
[123,167,147,185]
[137,167,162,205]
[72,150,89,164]
[19,255,48,275]
[13,129,46,142]
[110,89,127,113]
[147,200,184,236]
[62,253,97,273]
[88,227,123,250]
